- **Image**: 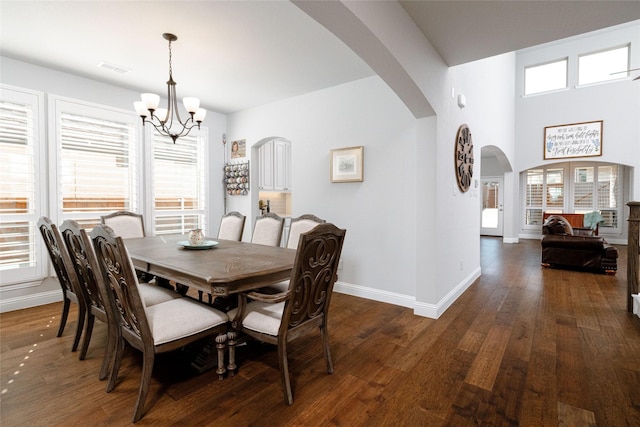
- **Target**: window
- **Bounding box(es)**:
[0,86,46,285]
[150,129,208,235]
[50,96,139,228]
[523,162,622,232]
[525,58,568,95]
[578,45,629,85]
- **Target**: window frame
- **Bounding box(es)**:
[524,57,568,96]
[577,44,630,86]
[0,84,47,287]
[522,162,623,234]
[144,126,209,236]
[47,95,143,228]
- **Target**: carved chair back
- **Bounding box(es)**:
[282,222,345,334]
[90,224,151,346]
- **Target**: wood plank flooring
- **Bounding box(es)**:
[1,237,638,426]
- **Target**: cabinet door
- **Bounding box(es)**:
[259,141,274,190]
[273,140,291,191]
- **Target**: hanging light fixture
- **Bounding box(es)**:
[134,33,206,143]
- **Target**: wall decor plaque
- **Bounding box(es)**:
[544,120,603,160]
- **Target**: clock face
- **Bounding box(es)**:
[455,124,474,192]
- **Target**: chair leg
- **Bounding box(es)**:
[71,302,86,352]
[321,324,334,374]
[98,321,114,380]
[277,339,293,405]
[57,296,71,337]
[132,350,155,423]
[106,336,125,393]
[79,313,95,360]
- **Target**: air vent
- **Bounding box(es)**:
[98,61,131,75]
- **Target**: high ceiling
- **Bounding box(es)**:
[1,1,639,114]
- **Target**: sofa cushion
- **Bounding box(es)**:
[541,234,605,250]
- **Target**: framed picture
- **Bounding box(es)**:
[331,146,363,182]
[544,120,603,160]
[231,139,246,158]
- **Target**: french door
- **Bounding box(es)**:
[481,177,504,236]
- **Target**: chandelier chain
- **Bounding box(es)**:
[168,39,173,78]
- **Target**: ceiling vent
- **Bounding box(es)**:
[98,61,131,75]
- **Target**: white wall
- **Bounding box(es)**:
[227,76,419,302]
[226,49,516,316]
[0,56,227,310]
[516,22,640,192]
[514,21,640,240]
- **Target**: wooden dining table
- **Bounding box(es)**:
[125,234,296,296]
[125,234,296,375]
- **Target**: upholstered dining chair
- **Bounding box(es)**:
[100,210,145,238]
[285,214,326,249]
[60,220,180,379]
[217,211,246,241]
[229,223,346,405]
[260,214,328,294]
[251,213,285,246]
[37,217,86,353]
[90,224,229,423]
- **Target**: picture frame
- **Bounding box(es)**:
[331,146,363,183]
[544,120,603,160]
[231,139,246,158]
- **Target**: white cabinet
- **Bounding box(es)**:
[258,140,290,191]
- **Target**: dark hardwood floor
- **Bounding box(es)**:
[1,238,639,426]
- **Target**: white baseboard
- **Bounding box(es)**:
[503,237,519,244]
[0,290,62,313]
[334,266,481,320]
[334,281,416,309]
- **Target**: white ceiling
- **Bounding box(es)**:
[2,1,639,115]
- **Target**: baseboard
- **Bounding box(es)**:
[334,266,481,320]
[334,281,415,309]
[0,290,62,313]
[503,237,519,244]
[414,266,481,319]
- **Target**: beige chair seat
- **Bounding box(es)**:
[229,301,285,336]
[138,283,181,306]
[146,298,228,345]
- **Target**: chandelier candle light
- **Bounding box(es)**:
[134,33,206,143]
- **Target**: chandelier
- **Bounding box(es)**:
[134,33,206,143]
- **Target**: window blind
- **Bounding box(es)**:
[58,112,137,215]
[0,92,42,280]
[152,131,207,235]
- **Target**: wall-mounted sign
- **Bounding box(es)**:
[544,120,603,160]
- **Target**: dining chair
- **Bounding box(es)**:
[217,211,246,241]
[37,217,86,353]
[229,223,346,405]
[100,210,145,238]
[251,213,285,246]
[60,221,181,379]
[260,214,328,294]
[285,214,326,249]
[90,224,229,423]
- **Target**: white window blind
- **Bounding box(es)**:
[0,86,46,285]
[52,97,138,228]
[523,162,622,232]
[151,130,207,235]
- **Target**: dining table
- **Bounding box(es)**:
[125,234,296,297]
[124,234,296,375]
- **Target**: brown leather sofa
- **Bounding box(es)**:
[541,215,618,274]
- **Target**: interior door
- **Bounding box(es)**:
[481,177,504,236]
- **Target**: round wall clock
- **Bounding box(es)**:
[455,124,474,193]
